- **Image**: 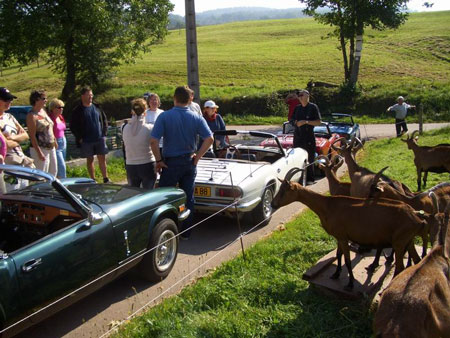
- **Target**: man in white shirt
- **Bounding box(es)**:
[187,88,202,116]
[387,96,416,137]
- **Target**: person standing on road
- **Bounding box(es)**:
[187,88,202,116]
[49,98,67,178]
[387,96,416,137]
[285,89,301,121]
[151,86,213,240]
[26,90,57,176]
[123,98,156,190]
[70,86,110,183]
[290,89,321,184]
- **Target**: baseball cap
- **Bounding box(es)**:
[204,100,219,108]
[397,96,404,101]
[298,89,310,96]
[0,87,17,101]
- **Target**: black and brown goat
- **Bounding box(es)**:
[272,168,426,290]
[374,207,450,338]
[317,155,351,196]
[402,130,450,191]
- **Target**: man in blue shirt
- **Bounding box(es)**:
[70,86,109,183]
[151,86,213,240]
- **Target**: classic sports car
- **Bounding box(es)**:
[260,122,341,169]
[321,113,360,140]
[0,165,189,336]
[194,130,308,224]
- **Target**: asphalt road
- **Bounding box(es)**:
[15,122,449,338]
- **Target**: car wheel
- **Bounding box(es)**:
[251,185,274,225]
[139,218,178,282]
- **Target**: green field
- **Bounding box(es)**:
[1,11,450,117]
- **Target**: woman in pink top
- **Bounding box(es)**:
[49,98,67,178]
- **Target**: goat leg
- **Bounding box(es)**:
[366,248,382,272]
[423,170,428,189]
[407,242,421,264]
[330,246,342,280]
[340,241,354,290]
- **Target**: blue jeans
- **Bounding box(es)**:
[158,154,196,236]
[56,137,67,178]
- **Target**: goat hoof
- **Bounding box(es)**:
[330,273,340,280]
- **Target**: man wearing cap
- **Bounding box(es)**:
[201,100,226,149]
[151,86,213,240]
[290,89,321,184]
[387,96,416,137]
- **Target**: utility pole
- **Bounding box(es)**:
[185,0,200,103]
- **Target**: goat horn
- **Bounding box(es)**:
[284,167,303,181]
[332,155,344,169]
[428,191,439,214]
[317,155,330,166]
[331,137,347,151]
[352,137,364,153]
[373,166,389,184]
[411,130,419,139]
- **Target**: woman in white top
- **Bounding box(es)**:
[145,93,163,124]
[122,98,156,189]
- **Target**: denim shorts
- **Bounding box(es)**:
[80,137,109,158]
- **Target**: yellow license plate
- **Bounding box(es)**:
[194,186,211,197]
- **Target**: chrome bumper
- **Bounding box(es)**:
[178,209,191,221]
[194,197,261,214]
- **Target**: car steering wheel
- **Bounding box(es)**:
[217,144,241,159]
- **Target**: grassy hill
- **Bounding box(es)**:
[1,11,449,118]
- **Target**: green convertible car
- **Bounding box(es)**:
[0,165,189,337]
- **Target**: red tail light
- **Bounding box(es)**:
[215,187,242,198]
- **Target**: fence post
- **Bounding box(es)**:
[418,104,423,135]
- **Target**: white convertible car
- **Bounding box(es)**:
[194,130,309,224]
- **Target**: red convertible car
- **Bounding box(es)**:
[260,122,341,174]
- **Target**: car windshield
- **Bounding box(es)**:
[322,114,354,125]
[67,184,143,205]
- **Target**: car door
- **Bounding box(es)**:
[10,208,117,316]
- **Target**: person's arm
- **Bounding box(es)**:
[193,136,213,166]
[26,113,45,161]
[151,137,167,173]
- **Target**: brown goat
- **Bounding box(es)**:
[332,137,415,198]
[370,181,450,259]
[373,209,450,338]
[272,168,426,290]
[317,155,351,196]
[402,130,450,191]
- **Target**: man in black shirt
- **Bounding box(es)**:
[290,90,321,184]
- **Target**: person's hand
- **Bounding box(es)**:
[38,150,45,161]
[155,160,167,174]
[192,153,199,166]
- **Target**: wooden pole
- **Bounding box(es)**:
[185,0,200,104]
[418,104,423,135]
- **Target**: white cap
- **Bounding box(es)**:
[204,100,219,108]
[397,96,404,101]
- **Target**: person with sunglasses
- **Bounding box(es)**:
[49,98,67,178]
[290,89,322,185]
[0,87,32,191]
[26,89,57,176]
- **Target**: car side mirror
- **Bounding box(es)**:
[88,212,103,226]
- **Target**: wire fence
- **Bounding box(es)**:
[0,152,324,337]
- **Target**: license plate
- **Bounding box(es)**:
[194,186,211,197]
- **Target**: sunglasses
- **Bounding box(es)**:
[40,97,48,101]
[0,98,13,102]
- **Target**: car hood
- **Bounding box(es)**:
[196,158,266,186]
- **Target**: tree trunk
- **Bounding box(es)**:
[337,3,349,81]
[62,35,76,102]
[349,34,363,86]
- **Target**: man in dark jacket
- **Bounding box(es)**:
[70,86,110,183]
[290,89,321,184]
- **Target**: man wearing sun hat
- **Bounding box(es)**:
[387,96,416,137]
[201,100,226,149]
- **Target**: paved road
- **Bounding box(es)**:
[15,123,449,338]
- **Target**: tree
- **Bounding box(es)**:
[0,0,174,100]
[299,0,409,86]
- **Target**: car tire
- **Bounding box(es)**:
[251,185,274,225]
[139,218,178,282]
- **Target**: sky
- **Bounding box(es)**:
[170,0,450,16]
